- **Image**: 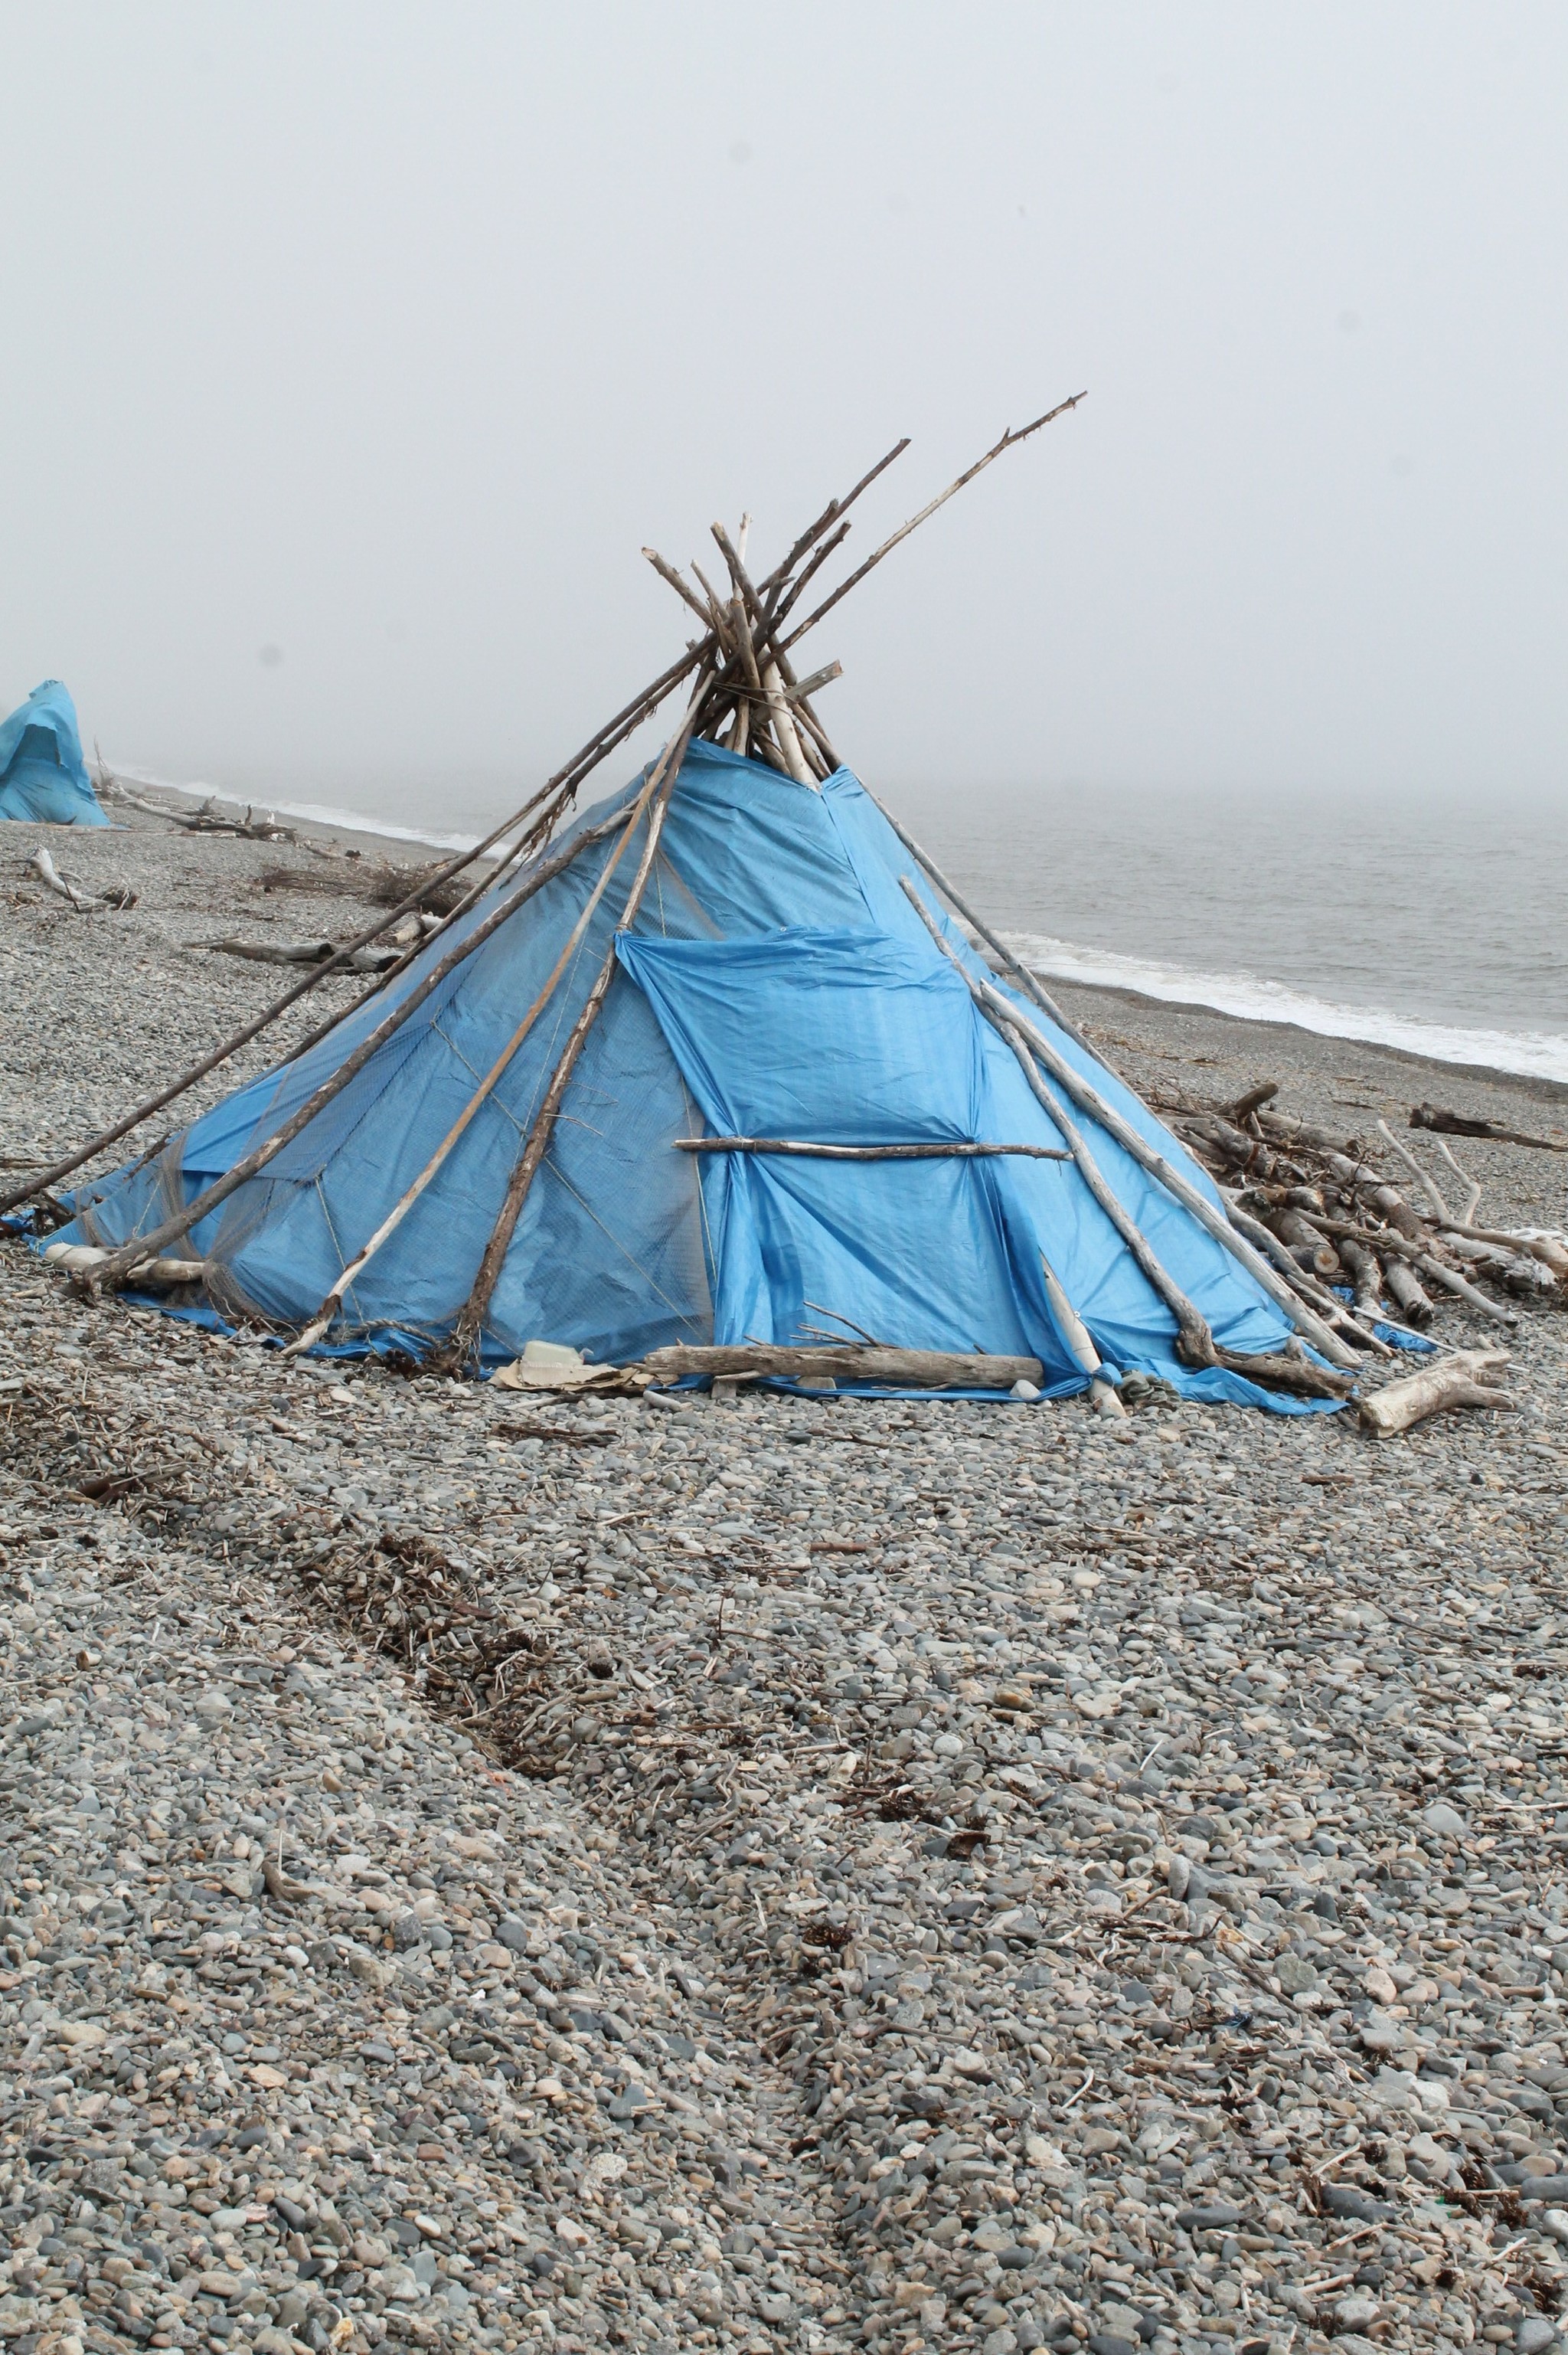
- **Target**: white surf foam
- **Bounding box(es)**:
[1005,929,1568,1088]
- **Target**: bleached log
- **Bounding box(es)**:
[1336,1233,1384,1316]
[1381,1256,1434,1325]
[30,847,107,912]
[1358,1350,1514,1438]
[639,1344,1045,1391]
[1412,1102,1568,1154]
[197,936,336,966]
[43,1242,205,1289]
[1377,1120,1452,1223]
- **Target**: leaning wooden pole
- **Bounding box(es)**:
[900,881,1361,1372]
[0,657,701,1219]
[280,763,685,1353]
[75,804,635,1293]
[869,794,1097,1056]
[781,394,1087,652]
[436,679,714,1372]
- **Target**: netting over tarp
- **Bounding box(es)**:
[0,681,107,826]
[64,741,1319,1407]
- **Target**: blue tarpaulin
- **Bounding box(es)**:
[60,743,1329,1408]
[0,682,107,826]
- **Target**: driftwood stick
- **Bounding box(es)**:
[437,679,714,1371]
[675,1137,1070,1162]
[283,781,677,1353]
[642,547,714,632]
[1414,1251,1520,1326]
[639,1343,1043,1390]
[782,394,1088,652]
[762,439,910,610]
[1037,1251,1125,1416]
[76,803,636,1290]
[4,746,599,1215]
[1377,1120,1452,1223]
[902,882,1362,1371]
[787,696,843,777]
[987,1015,1218,1366]
[1336,1233,1384,1317]
[1441,1222,1568,1277]
[29,846,107,913]
[1358,1349,1514,1438]
[1432,1135,1483,1225]
[870,798,1097,1056]
[1380,1256,1434,1325]
[766,518,853,634]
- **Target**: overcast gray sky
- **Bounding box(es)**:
[2,3,1563,827]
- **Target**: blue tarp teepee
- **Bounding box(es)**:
[0,682,108,826]
[60,742,1322,1409]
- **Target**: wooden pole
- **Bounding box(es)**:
[436,678,714,1372]
[674,1137,1070,1162]
[640,1342,1042,1391]
[868,793,1098,1055]
[782,394,1088,652]
[900,880,1362,1372]
[0,641,709,1219]
[283,767,685,1353]
[76,803,637,1292]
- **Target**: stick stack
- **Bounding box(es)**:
[1165,1086,1568,1337]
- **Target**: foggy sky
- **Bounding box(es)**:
[2,3,1564,826]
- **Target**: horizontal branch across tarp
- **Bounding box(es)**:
[673,1136,1070,1162]
[638,1343,1044,1389]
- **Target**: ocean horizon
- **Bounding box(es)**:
[113,759,1568,1091]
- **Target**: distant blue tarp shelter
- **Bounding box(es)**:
[0,682,107,826]
[60,742,1325,1408]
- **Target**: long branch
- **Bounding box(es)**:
[0,643,704,1217]
[437,679,714,1369]
[869,793,1096,1055]
[900,880,1360,1371]
[782,394,1087,651]
[77,805,635,1290]
[282,774,673,1352]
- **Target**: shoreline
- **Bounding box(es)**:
[100,770,1568,1107]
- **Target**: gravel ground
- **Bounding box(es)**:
[5,811,1568,2355]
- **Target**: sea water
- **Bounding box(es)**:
[126,762,1568,1086]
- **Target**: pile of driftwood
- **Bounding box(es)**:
[1161,1082,1567,1431]
[1173,1083,1566,1328]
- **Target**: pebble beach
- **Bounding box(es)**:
[4,806,1568,2355]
